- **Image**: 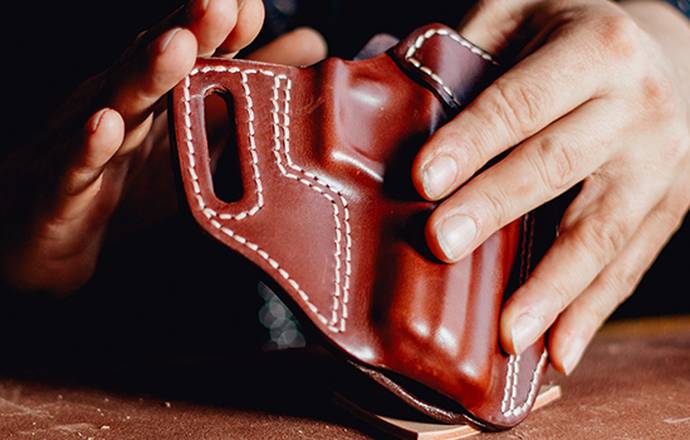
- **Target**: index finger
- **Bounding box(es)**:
[412,20,617,201]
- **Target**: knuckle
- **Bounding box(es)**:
[602,266,640,304]
[640,74,676,112]
[528,135,579,193]
[553,281,574,312]
[592,14,642,60]
[578,296,611,330]
[533,272,573,313]
[462,139,489,173]
[577,215,631,264]
[652,206,685,235]
[35,220,65,242]
[477,186,511,230]
[438,125,487,170]
[484,78,547,138]
[663,135,690,165]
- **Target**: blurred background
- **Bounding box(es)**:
[0,0,687,367]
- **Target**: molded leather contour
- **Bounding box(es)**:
[169,24,549,430]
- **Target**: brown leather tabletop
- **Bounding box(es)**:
[1,316,689,440]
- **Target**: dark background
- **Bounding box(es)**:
[0,0,687,363]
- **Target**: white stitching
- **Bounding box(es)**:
[269,75,351,332]
[404,28,499,103]
[504,351,549,418]
[285,77,352,326]
[184,68,265,221]
[509,353,521,411]
[185,55,547,411]
[182,65,349,333]
[501,215,530,415]
[500,354,514,414]
[500,213,548,418]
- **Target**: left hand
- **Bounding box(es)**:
[412,0,690,374]
[0,0,327,294]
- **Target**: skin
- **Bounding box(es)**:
[1,0,688,379]
[0,0,327,294]
[414,0,690,375]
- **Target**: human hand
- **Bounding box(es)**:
[0,0,327,294]
[412,0,690,374]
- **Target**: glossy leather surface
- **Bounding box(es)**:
[169,24,548,430]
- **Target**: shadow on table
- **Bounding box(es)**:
[0,215,390,438]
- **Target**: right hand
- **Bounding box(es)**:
[0,0,327,294]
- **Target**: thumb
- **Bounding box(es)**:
[458,0,541,56]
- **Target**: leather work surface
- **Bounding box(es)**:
[169,23,556,429]
[0,317,688,440]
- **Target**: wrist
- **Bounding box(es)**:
[621,0,690,119]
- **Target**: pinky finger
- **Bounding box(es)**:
[548,194,688,375]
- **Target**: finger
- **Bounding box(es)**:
[458,0,542,54]
[499,172,673,356]
[187,0,240,57]
[245,27,327,66]
[109,27,197,151]
[412,23,615,202]
[216,0,265,55]
[425,98,620,263]
[27,109,125,260]
[131,0,240,57]
[55,109,125,222]
[548,190,688,375]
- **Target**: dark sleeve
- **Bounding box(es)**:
[257,0,477,57]
[0,0,183,153]
[666,0,690,18]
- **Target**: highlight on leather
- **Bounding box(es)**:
[168,23,555,430]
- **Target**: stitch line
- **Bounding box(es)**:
[280,77,352,330]
[508,215,532,411]
[501,214,530,414]
[508,214,548,416]
[404,28,499,106]
[500,213,548,418]
[504,350,549,417]
[508,353,521,411]
[500,354,514,414]
[270,75,350,331]
[182,65,348,333]
[187,67,265,221]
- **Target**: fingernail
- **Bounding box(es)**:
[158,27,182,53]
[423,154,458,199]
[436,215,477,261]
[511,312,544,355]
[90,109,109,133]
[562,336,587,376]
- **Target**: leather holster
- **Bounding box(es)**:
[169,23,554,430]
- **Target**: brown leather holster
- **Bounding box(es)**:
[169,24,552,430]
